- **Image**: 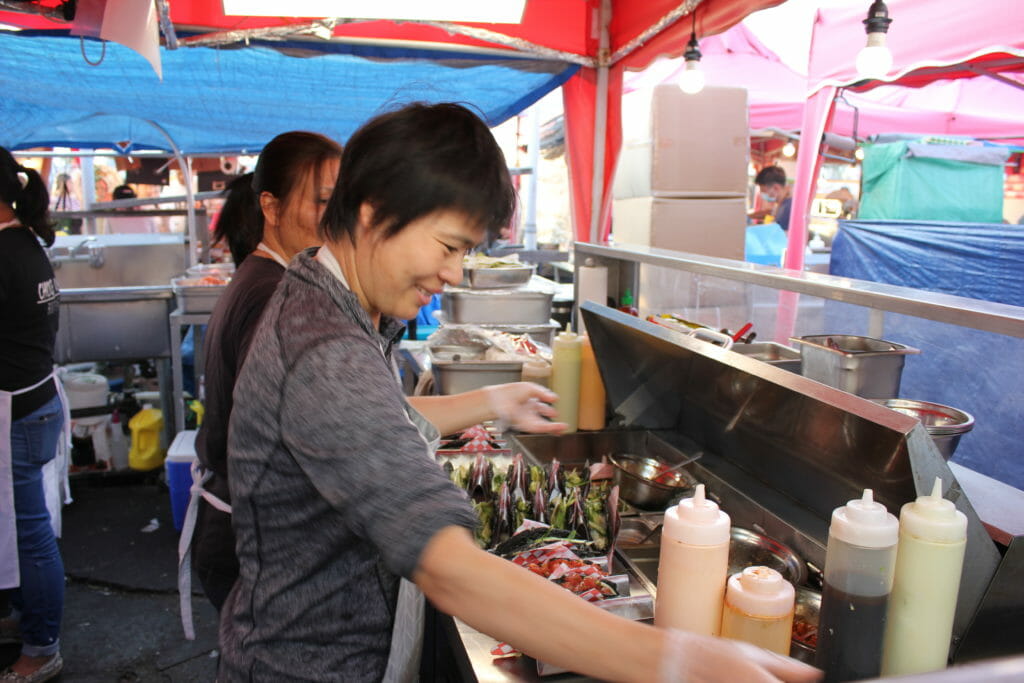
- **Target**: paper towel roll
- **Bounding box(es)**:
[576,264,608,336]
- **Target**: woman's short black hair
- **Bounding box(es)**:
[321,102,516,243]
[0,146,54,246]
[214,131,341,265]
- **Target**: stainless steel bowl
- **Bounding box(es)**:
[871,398,975,460]
[608,454,696,511]
[728,527,807,587]
[790,587,821,663]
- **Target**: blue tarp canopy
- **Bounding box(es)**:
[0,30,578,153]
[830,220,1024,488]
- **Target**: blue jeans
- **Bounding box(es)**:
[9,393,64,657]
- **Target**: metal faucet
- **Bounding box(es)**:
[53,236,105,268]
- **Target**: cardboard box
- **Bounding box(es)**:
[614,84,750,199]
[612,196,747,260]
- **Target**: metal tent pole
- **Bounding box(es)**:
[589,0,611,245]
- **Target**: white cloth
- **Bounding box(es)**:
[177,460,232,640]
[0,371,71,590]
[255,241,290,269]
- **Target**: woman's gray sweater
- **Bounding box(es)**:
[218,248,477,681]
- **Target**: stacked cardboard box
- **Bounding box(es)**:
[612,84,749,261]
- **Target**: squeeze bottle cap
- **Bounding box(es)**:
[662,484,731,546]
[829,488,899,548]
[725,566,795,618]
[899,478,967,544]
[555,323,579,344]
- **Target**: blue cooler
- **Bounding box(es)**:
[166,430,198,531]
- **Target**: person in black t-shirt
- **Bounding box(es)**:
[192,132,343,612]
[0,146,65,682]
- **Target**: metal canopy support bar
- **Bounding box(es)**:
[575,242,1024,339]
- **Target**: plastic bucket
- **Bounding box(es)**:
[128,408,165,471]
[165,430,197,531]
[62,372,109,426]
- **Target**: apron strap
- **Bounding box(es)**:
[177,461,231,640]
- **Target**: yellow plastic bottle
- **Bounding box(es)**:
[720,566,796,655]
[128,408,166,471]
[577,337,606,431]
[550,325,582,433]
[881,478,967,676]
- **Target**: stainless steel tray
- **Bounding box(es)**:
[431,359,524,395]
[731,341,801,373]
[442,287,553,324]
[462,264,534,288]
[171,277,227,313]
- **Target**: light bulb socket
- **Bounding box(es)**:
[683,31,701,62]
[863,0,893,35]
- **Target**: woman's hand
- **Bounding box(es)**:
[484,382,567,434]
[659,629,821,683]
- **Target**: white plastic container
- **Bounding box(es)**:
[62,372,109,426]
[881,478,967,676]
[655,484,731,635]
[720,566,796,655]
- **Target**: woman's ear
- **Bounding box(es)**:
[259,191,280,228]
[356,202,376,241]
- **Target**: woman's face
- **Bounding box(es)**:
[265,157,340,258]
[353,208,483,321]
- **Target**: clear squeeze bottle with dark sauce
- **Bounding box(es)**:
[815,489,899,683]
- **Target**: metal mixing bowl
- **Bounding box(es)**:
[728,527,807,587]
[608,454,696,510]
[871,398,975,460]
[790,587,821,663]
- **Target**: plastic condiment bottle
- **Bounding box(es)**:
[617,288,638,316]
[720,566,796,655]
[520,360,551,388]
[655,484,731,635]
[881,478,967,676]
[576,337,606,431]
[550,324,582,433]
[815,489,899,683]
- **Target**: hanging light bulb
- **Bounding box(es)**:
[856,0,894,80]
[854,147,866,161]
[782,142,796,158]
[678,13,705,95]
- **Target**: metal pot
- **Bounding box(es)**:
[728,527,807,587]
[871,398,975,460]
[609,454,696,510]
[790,587,821,664]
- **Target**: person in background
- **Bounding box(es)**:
[218,103,819,683]
[0,147,66,682]
[190,132,343,614]
[108,184,155,234]
[753,165,792,231]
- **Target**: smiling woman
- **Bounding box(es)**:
[217,103,820,683]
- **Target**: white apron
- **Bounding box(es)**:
[0,371,72,590]
[177,245,289,639]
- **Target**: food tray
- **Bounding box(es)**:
[461,264,535,289]
[442,288,553,324]
[171,276,227,313]
[431,360,524,395]
[731,342,801,373]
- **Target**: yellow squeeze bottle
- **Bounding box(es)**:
[881,478,967,676]
[550,324,582,432]
[720,566,796,655]
[577,337,606,431]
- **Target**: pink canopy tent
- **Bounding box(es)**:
[785,0,1024,272]
[623,23,1024,145]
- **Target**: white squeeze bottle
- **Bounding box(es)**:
[720,566,796,655]
[881,478,967,676]
[550,324,582,433]
[655,484,731,635]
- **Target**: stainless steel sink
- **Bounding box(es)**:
[50,234,186,362]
